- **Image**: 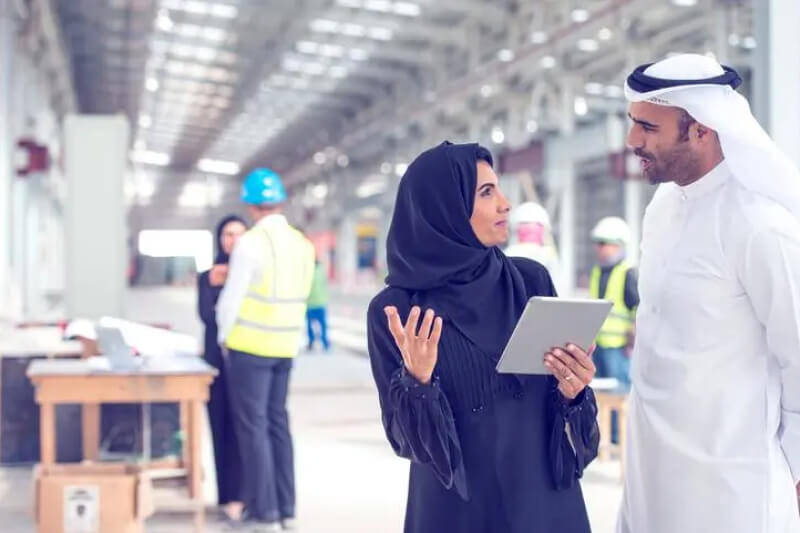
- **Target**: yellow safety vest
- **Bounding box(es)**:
[589,261,635,349]
[225,223,315,358]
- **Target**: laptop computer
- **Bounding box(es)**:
[95,326,139,370]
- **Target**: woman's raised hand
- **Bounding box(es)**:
[384,306,443,385]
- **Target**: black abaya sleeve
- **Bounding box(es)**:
[509,257,600,488]
[197,271,217,327]
[548,385,600,489]
[367,289,469,500]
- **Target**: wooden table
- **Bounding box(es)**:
[594,389,628,478]
[28,357,216,531]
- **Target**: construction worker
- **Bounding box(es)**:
[589,216,638,387]
[504,202,562,291]
[216,168,315,532]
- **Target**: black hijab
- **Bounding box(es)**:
[214,214,247,265]
[385,141,529,359]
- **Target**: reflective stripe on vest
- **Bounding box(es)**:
[225,223,314,358]
[589,262,635,349]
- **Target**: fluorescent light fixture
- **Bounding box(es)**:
[202,27,227,41]
[311,19,339,33]
[197,158,240,175]
[540,55,556,69]
[394,163,408,176]
[742,36,757,49]
[138,115,153,128]
[349,48,369,61]
[131,150,170,166]
[136,180,156,198]
[320,44,345,57]
[314,152,327,164]
[526,120,539,133]
[210,4,238,18]
[728,34,741,47]
[156,11,173,31]
[365,0,391,11]
[356,181,387,198]
[146,77,159,91]
[574,96,588,116]
[571,9,589,23]
[393,2,421,16]
[312,183,329,199]
[380,162,392,174]
[604,85,623,98]
[338,0,362,6]
[337,154,350,167]
[671,0,697,5]
[480,84,495,98]
[329,65,348,78]
[182,1,208,14]
[497,49,514,62]
[585,82,604,95]
[134,139,146,151]
[342,23,366,37]
[491,127,505,144]
[531,31,548,44]
[302,62,326,75]
[577,39,599,52]
[598,27,613,40]
[368,26,393,40]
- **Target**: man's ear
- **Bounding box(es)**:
[695,122,714,141]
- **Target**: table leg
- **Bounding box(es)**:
[40,402,55,466]
[180,402,189,466]
[82,403,100,461]
[189,400,205,530]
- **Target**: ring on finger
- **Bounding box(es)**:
[564,373,573,381]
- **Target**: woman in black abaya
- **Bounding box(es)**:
[367,142,600,533]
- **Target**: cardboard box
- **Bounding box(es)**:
[34,463,153,533]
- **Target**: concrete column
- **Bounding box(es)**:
[336,215,358,288]
[64,116,129,319]
[607,113,643,265]
[557,81,576,296]
[0,1,16,319]
[753,0,800,168]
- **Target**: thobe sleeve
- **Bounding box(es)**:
[739,225,800,483]
[548,384,600,489]
[366,297,468,500]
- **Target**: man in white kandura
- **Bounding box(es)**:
[617,53,800,533]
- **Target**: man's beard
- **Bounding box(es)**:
[635,142,693,185]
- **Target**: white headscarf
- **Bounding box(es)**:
[624,54,800,219]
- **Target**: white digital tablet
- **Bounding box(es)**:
[496,297,613,375]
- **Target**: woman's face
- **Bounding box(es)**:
[470,161,511,247]
[220,220,247,255]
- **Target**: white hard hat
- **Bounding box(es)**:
[511,202,551,228]
[591,216,631,245]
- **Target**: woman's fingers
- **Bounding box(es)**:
[405,306,422,338]
[547,348,592,383]
[564,343,596,373]
[419,309,435,340]
[384,307,406,348]
[429,316,443,344]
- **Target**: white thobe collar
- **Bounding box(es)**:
[677,159,730,200]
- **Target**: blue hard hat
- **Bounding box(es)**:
[241,167,287,205]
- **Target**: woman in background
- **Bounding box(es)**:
[197,214,247,521]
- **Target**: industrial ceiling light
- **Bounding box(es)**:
[380,162,392,174]
[337,155,350,167]
[577,38,599,52]
[393,2,421,16]
[584,82,604,95]
[540,55,556,69]
[491,127,505,144]
[197,158,240,175]
[571,9,590,23]
[130,150,170,166]
[531,31,548,44]
[364,0,391,11]
[311,19,339,33]
[598,27,613,40]
[145,78,159,92]
[394,163,408,176]
[314,152,327,165]
[349,48,369,61]
[574,97,588,116]
[480,84,495,98]
[497,49,515,62]
[138,115,153,128]
[526,120,539,133]
[742,36,757,49]
[671,0,697,5]
[156,10,173,32]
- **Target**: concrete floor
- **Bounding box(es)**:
[0,287,623,532]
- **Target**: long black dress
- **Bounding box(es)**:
[367,258,599,533]
[197,270,243,506]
